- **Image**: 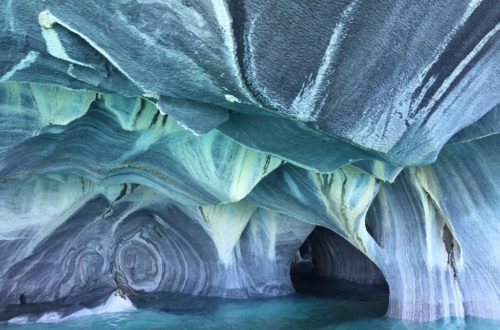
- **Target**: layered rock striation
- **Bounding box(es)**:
[0,0,499,322]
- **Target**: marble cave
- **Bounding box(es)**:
[0,0,499,328]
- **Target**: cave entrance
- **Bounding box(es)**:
[290,226,389,314]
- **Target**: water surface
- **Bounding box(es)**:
[1,271,497,329]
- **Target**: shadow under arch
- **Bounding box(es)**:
[290,226,389,315]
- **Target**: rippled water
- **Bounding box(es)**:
[1,271,498,329]
[1,297,497,330]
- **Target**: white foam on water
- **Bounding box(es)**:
[64,290,136,321]
[7,290,136,325]
[7,315,30,325]
[37,312,63,323]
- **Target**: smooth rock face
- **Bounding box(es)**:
[0,0,499,324]
[364,135,500,321]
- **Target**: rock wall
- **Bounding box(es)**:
[0,0,499,323]
[0,176,313,305]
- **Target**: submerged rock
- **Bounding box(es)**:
[0,0,499,323]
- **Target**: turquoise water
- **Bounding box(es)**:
[1,273,498,329]
[1,295,498,330]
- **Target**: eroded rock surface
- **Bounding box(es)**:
[0,0,499,322]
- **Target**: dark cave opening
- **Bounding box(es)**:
[290,226,389,315]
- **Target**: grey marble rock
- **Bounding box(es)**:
[448,104,500,144]
[0,0,499,324]
[157,96,230,135]
[1,0,498,165]
[0,178,313,306]
[364,134,500,321]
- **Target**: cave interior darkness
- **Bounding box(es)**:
[290,226,389,315]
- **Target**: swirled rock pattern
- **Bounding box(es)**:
[0,177,313,306]
[0,0,499,323]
